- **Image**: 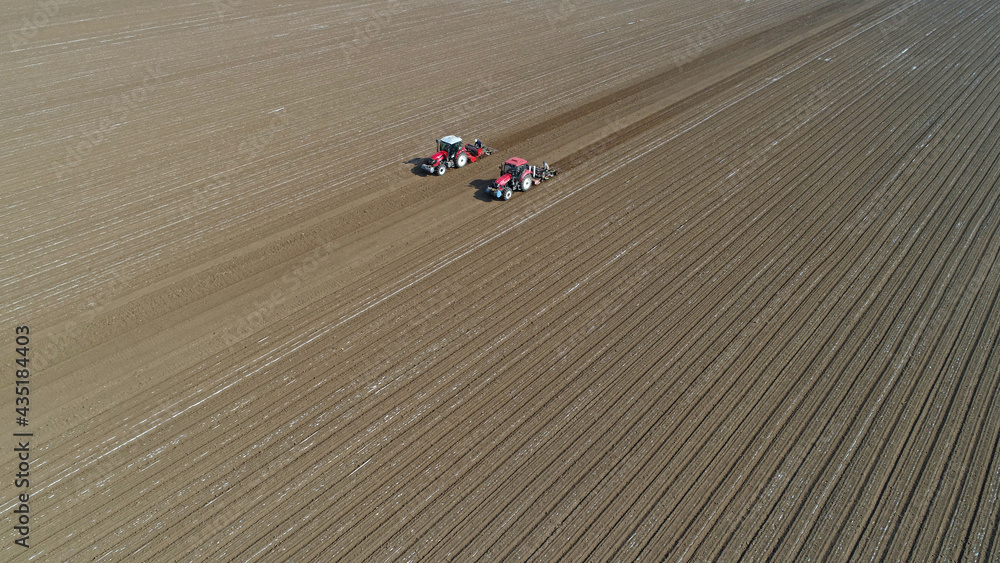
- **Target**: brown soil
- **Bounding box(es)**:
[2,0,999,559]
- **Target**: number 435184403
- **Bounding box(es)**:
[15,326,30,425]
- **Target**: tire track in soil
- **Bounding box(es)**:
[704,4,1000,560]
[64,1,992,560]
[540,9,952,560]
[27,25,836,556]
[564,1,992,560]
[8,0,1000,559]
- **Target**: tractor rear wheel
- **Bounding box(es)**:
[521,176,532,191]
[455,153,468,168]
[435,163,447,176]
[502,188,512,201]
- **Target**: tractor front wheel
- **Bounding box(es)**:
[502,188,512,201]
[435,163,447,176]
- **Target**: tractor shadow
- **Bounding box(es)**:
[469,178,494,202]
[407,158,428,176]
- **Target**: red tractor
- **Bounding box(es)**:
[486,157,558,200]
[421,135,493,176]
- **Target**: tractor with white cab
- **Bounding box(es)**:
[421,135,493,176]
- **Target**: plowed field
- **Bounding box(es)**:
[3,0,1000,559]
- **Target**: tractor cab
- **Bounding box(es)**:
[500,157,529,179]
[437,135,463,158]
[423,134,491,175]
[486,156,556,200]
